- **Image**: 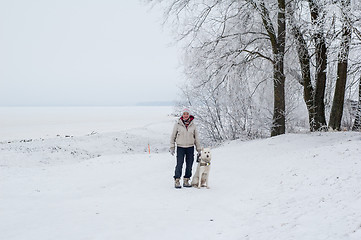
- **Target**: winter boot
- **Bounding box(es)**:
[183,178,191,188]
[174,178,181,189]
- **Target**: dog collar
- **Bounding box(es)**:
[200,162,210,166]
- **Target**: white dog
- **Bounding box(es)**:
[191,148,211,189]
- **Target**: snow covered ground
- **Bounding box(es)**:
[1,107,361,240]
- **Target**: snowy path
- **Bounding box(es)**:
[1,111,361,239]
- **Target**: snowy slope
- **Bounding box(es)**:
[1,107,361,240]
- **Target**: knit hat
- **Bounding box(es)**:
[182,107,191,115]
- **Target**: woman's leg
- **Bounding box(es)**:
[174,147,185,179]
[184,146,194,178]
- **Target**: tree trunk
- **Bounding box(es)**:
[329,0,352,130]
[309,0,327,130]
[273,0,286,136]
[288,6,316,131]
[352,76,361,131]
[258,0,286,136]
[272,59,286,136]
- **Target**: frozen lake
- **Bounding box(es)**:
[0,106,173,141]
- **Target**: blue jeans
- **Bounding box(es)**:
[174,146,194,179]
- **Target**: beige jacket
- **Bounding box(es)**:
[170,117,201,152]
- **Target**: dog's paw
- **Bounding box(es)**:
[206,186,210,189]
[197,186,201,189]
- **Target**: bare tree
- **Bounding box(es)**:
[287,1,316,131]
[286,0,328,131]
[352,20,361,131]
[352,76,361,131]
[308,0,328,130]
[150,0,288,137]
[287,0,358,131]
[247,0,287,136]
[329,0,353,130]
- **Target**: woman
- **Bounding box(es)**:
[170,108,201,188]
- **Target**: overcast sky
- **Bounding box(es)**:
[0,0,181,106]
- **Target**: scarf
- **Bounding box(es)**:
[181,115,194,129]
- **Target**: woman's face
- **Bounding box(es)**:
[182,112,190,120]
